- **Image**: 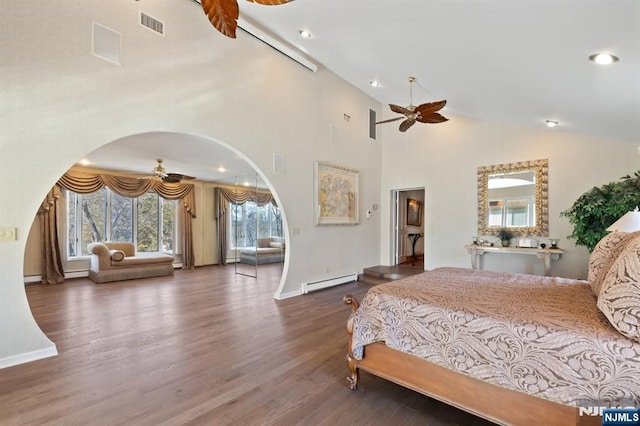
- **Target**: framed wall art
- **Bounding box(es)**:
[407,198,422,226]
[314,161,359,225]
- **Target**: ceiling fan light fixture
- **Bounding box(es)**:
[545,120,559,128]
[589,53,619,65]
[374,76,448,132]
[298,29,312,38]
[370,80,381,88]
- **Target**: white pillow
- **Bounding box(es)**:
[269,241,284,249]
[109,249,125,262]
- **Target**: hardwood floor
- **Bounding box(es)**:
[1,265,493,425]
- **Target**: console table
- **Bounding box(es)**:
[464,245,564,276]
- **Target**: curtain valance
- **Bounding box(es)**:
[215,186,276,207]
[58,169,195,209]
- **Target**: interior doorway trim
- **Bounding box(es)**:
[390,187,426,266]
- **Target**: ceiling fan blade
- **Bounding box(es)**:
[247,0,291,4]
[389,104,413,115]
[375,116,405,125]
[417,112,449,124]
[399,118,416,132]
[164,173,196,183]
[416,100,447,115]
[201,0,240,38]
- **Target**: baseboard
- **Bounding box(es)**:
[300,272,358,294]
[24,275,42,284]
[274,289,302,300]
[0,345,58,370]
[24,270,90,284]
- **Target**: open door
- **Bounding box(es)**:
[391,187,425,268]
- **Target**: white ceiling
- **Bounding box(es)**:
[84,132,261,184]
[84,0,639,181]
[241,0,638,142]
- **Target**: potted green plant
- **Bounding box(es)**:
[497,228,514,247]
[561,171,640,252]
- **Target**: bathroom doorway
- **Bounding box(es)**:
[391,187,425,268]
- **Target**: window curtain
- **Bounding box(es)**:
[214,185,276,265]
[38,186,65,284]
[180,190,196,270]
[39,169,198,283]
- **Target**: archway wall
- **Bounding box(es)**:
[1,1,383,366]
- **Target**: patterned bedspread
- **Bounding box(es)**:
[351,267,640,406]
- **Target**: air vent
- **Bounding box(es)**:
[139,11,165,35]
[369,109,377,140]
[92,22,121,65]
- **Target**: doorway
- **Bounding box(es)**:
[391,187,425,268]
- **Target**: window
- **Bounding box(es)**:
[230,201,282,248]
[66,188,177,257]
[488,196,535,228]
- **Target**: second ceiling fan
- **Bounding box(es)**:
[146,159,196,183]
[376,77,448,132]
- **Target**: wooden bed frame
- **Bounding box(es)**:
[344,295,600,426]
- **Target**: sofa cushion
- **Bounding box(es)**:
[269,241,284,249]
[114,252,174,267]
[240,247,282,255]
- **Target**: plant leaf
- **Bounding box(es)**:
[201,0,240,38]
[561,171,640,251]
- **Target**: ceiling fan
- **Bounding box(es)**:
[376,77,448,132]
[199,0,293,39]
[145,159,196,183]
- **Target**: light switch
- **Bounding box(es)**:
[0,227,17,241]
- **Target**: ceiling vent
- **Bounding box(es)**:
[139,11,165,35]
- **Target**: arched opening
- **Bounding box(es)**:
[23,131,289,346]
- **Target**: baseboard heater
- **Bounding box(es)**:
[301,272,358,294]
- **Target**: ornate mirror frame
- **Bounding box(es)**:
[477,159,549,236]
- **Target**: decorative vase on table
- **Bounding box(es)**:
[501,239,510,247]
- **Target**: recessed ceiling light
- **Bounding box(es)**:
[370,80,381,88]
[545,120,559,128]
[298,29,312,38]
[588,53,619,65]
[78,159,91,166]
[217,167,226,173]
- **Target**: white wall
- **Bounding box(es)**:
[1,1,382,367]
[379,115,639,277]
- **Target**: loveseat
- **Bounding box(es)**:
[87,242,175,283]
[239,237,285,265]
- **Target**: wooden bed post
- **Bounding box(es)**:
[343,295,360,390]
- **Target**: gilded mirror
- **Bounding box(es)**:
[477,159,548,236]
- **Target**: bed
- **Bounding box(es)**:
[344,232,640,425]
